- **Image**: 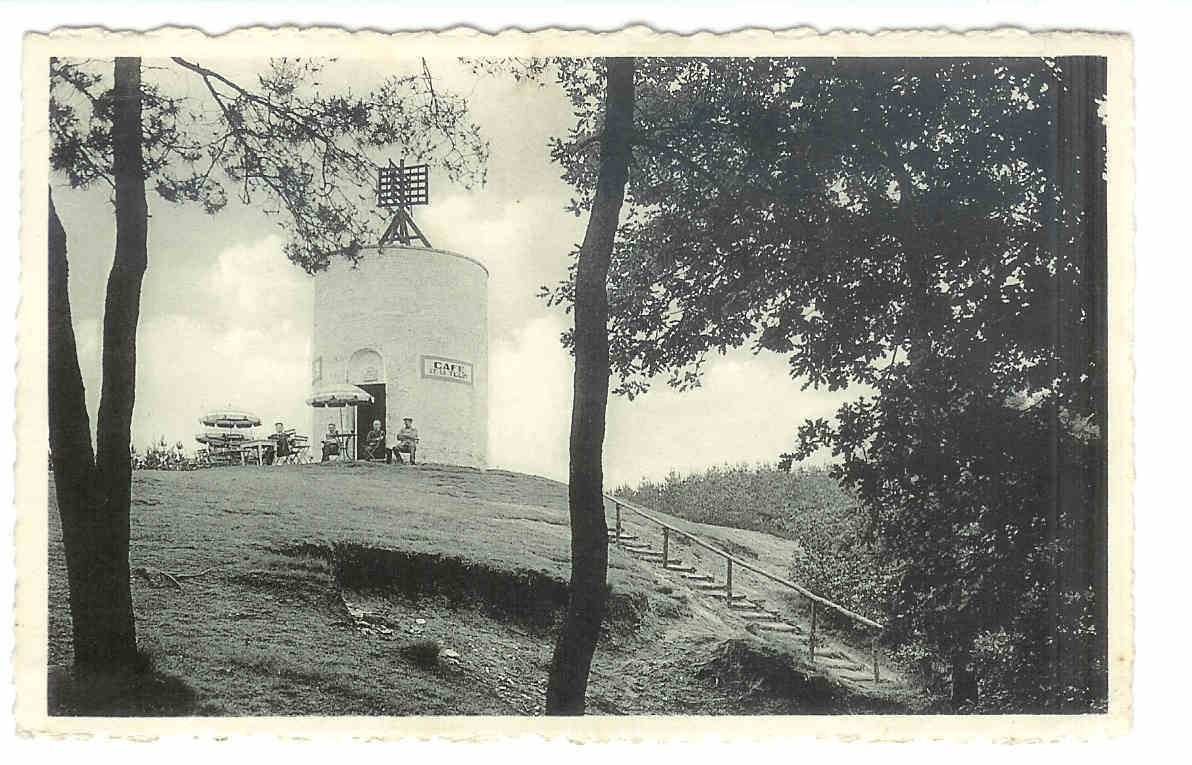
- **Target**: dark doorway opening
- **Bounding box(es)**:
[357,383,387,458]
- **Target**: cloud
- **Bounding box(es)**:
[602,348,866,487]
[128,310,313,452]
[203,233,312,324]
[419,187,584,347]
[54,63,865,491]
[62,234,315,453]
[488,314,574,481]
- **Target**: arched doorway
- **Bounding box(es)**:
[348,348,386,445]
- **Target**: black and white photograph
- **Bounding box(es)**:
[15,26,1132,739]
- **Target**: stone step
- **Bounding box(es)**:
[837,671,880,684]
[752,621,800,633]
[638,555,685,566]
[661,564,696,573]
[653,559,689,569]
[681,572,713,582]
[817,659,866,672]
[692,583,748,598]
[737,611,776,621]
[607,532,640,541]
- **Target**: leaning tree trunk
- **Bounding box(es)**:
[545,57,635,715]
[48,56,148,671]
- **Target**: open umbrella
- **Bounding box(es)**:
[199,409,261,429]
[306,384,374,408]
[195,430,247,446]
[307,384,374,459]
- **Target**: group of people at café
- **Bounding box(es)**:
[320,416,419,464]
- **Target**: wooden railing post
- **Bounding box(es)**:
[602,495,886,656]
[810,601,817,662]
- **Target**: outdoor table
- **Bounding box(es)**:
[240,439,274,467]
[334,432,357,460]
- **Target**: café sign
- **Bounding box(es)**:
[421,355,473,385]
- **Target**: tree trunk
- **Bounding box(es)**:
[950,642,979,710]
[48,57,148,671]
[545,57,635,715]
[1041,56,1109,708]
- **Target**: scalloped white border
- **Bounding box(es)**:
[14,26,1135,742]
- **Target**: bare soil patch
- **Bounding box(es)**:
[47,464,921,715]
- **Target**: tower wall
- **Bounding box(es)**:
[312,246,488,467]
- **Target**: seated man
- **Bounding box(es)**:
[270,422,293,465]
[362,419,389,462]
[320,423,341,462]
[394,416,419,465]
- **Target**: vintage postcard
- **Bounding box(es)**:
[15,27,1134,740]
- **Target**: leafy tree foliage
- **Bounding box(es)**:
[48,55,487,675]
[543,56,1107,711]
[51,56,487,272]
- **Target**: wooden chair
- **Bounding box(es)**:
[360,435,390,462]
[288,435,312,464]
[270,429,300,465]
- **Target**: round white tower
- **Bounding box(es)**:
[311,245,488,467]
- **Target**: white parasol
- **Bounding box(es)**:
[307,384,374,457]
[306,384,375,408]
[199,409,262,429]
[195,430,247,446]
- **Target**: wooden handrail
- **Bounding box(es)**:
[605,493,884,631]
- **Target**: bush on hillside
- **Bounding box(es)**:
[617,464,888,628]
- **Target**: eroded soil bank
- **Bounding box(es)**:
[48,467,918,715]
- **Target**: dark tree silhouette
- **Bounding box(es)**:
[544,57,634,716]
[48,55,486,674]
[48,57,146,669]
[543,57,1108,712]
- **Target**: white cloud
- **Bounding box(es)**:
[602,349,866,487]
[55,66,862,490]
[488,315,574,481]
[128,310,313,452]
[420,188,584,346]
[203,233,312,322]
[60,234,317,453]
[485,314,863,488]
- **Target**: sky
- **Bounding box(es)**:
[7,1,1189,753]
[51,56,861,487]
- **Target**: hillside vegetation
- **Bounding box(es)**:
[616,465,889,629]
[617,463,1110,714]
[48,463,916,717]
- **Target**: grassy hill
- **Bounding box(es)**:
[48,462,923,716]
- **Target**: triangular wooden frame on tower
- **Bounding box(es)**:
[376,158,432,248]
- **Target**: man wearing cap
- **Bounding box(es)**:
[394,417,419,465]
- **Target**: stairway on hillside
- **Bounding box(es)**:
[605,516,891,688]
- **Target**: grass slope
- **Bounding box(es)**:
[48,462,918,715]
[618,465,888,627]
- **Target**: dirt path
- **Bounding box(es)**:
[48,466,926,715]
